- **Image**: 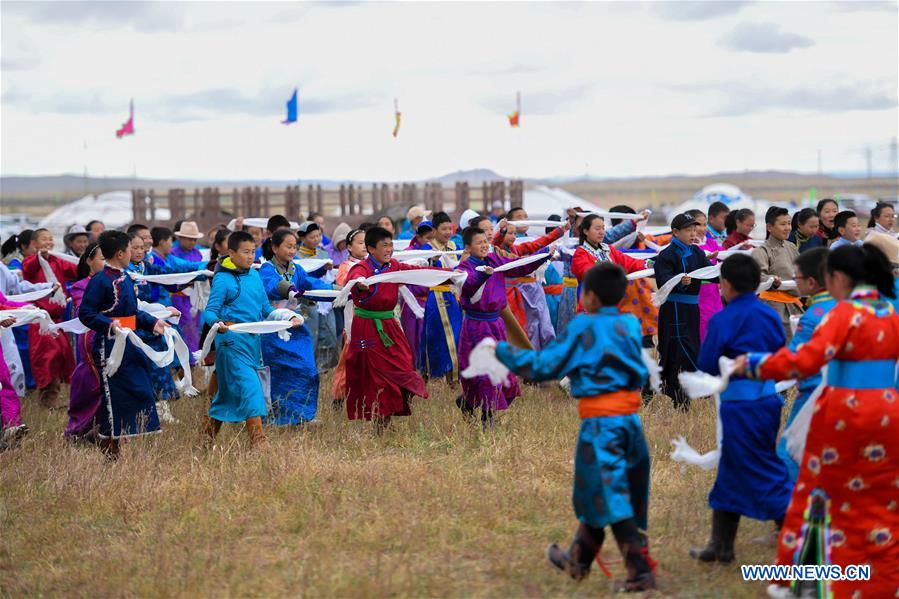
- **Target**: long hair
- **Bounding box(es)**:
[827,244,895,298]
[76,243,102,280]
[578,214,603,245]
[868,202,893,229]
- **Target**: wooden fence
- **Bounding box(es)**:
[132,180,524,232]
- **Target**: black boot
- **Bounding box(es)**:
[611,519,657,592]
[455,395,475,420]
[546,523,603,581]
[690,510,740,563]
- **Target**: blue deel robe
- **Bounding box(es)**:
[296,246,339,372]
[418,242,463,378]
[495,308,651,530]
[776,290,837,480]
[698,292,793,521]
[128,258,201,401]
[146,249,206,306]
[79,265,161,439]
[259,258,332,424]
[203,258,274,423]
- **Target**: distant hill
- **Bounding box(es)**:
[431,169,504,184]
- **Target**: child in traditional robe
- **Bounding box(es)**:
[494,263,656,591]
[66,242,106,441]
[78,231,170,458]
[400,220,435,371]
[688,209,724,342]
[753,207,802,342]
[344,227,448,428]
[296,221,339,373]
[259,229,333,425]
[170,221,205,356]
[654,213,714,409]
[722,209,756,249]
[203,231,303,448]
[331,228,367,407]
[493,208,567,350]
[418,212,463,383]
[690,254,792,563]
[0,293,29,448]
[457,227,552,424]
[775,248,836,480]
[21,228,77,409]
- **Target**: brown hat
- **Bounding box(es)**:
[406,205,431,221]
[332,222,352,246]
[174,221,204,239]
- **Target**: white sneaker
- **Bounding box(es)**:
[155,401,180,424]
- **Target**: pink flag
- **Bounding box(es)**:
[116,100,134,138]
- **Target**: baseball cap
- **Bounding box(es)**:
[671,213,699,230]
[406,205,431,221]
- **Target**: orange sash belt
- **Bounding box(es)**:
[759,290,803,305]
[578,390,641,419]
[544,285,562,296]
[111,315,136,330]
[506,276,537,286]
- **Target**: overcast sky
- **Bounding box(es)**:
[1,1,896,181]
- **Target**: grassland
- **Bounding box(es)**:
[0,375,788,597]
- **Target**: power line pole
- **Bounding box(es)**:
[865,147,872,179]
[817,149,822,175]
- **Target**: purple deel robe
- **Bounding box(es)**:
[66,277,101,438]
[457,253,549,411]
[170,245,203,356]
[698,233,724,342]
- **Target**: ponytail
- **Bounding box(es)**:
[263,229,298,261]
[1,235,18,258]
[724,211,737,235]
[578,214,602,245]
[827,244,895,298]
[868,202,893,229]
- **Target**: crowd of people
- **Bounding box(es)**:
[0,198,897,596]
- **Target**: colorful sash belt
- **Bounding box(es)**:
[721,379,777,401]
[354,307,395,348]
[577,390,641,418]
[429,285,452,293]
[827,359,896,389]
[759,290,803,305]
[668,293,699,305]
[111,315,136,330]
[562,277,579,288]
[506,277,537,286]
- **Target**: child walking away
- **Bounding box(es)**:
[203,231,304,448]
[259,229,333,425]
[0,292,30,449]
[722,208,755,249]
[493,263,656,591]
[457,227,553,426]
[775,248,835,480]
[737,245,899,599]
[690,254,792,563]
[78,231,171,458]
[753,207,802,342]
[21,228,76,409]
[829,210,863,249]
[344,227,449,429]
[654,213,714,409]
[788,208,823,253]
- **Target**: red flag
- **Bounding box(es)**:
[507,91,520,128]
[116,100,134,138]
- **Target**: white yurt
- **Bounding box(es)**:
[38,191,170,240]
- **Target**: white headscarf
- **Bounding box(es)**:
[458,209,479,231]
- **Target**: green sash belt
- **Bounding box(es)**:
[354,307,395,348]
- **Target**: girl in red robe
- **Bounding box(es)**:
[21,229,76,409]
[738,244,899,599]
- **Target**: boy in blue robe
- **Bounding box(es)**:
[777,248,836,480]
[691,254,793,563]
[494,263,657,592]
[78,231,169,458]
[203,231,303,448]
[147,226,206,306]
[654,213,714,409]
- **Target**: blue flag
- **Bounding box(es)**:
[282,89,298,124]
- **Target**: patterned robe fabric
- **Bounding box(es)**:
[747,287,899,598]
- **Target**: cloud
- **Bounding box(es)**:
[672,81,897,117]
[0,40,40,71]
[0,87,120,114]
[654,1,751,21]
[3,1,183,32]
[470,65,543,77]
[479,84,592,116]
[720,22,815,53]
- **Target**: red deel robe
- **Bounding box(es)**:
[22,254,77,387]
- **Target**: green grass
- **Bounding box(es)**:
[0,378,781,597]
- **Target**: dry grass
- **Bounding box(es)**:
[0,378,784,597]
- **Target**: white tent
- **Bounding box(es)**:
[38,191,170,240]
[664,183,782,240]
[522,185,602,218]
